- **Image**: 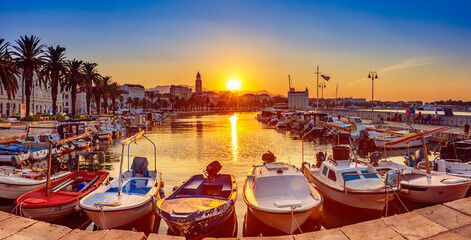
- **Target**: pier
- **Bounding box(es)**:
[1,196,471,239]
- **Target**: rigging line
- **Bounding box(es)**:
[291,206,303,234]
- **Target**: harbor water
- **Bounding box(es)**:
[3,112,438,237]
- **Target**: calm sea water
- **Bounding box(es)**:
[4,112,437,237]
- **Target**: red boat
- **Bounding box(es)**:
[16,170,109,221]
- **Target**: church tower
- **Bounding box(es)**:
[195,71,202,94]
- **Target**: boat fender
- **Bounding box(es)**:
[441,178,466,184]
[276,168,283,173]
[159,188,165,198]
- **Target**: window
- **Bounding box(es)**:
[322,166,328,176]
[328,170,337,181]
[360,170,379,179]
[342,171,361,181]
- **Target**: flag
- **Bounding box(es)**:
[321,75,330,81]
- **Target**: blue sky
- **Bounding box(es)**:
[1,0,471,101]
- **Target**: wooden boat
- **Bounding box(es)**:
[0,144,48,161]
[0,166,70,200]
[16,170,109,221]
[244,160,323,235]
[79,131,162,230]
[155,161,237,239]
[372,134,431,148]
[301,146,396,212]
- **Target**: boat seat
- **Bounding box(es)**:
[203,183,223,196]
[181,179,203,195]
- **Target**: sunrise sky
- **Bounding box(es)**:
[1,0,471,102]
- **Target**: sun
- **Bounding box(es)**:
[227,78,241,91]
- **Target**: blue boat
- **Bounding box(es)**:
[155,161,237,239]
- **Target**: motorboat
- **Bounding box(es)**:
[0,144,48,161]
[439,140,471,162]
[375,129,471,204]
[301,146,396,212]
[0,151,29,164]
[155,161,237,238]
[79,131,162,231]
[0,166,70,200]
[371,134,431,148]
[16,170,109,221]
[244,155,323,234]
[375,161,471,204]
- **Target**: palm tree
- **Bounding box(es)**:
[12,35,45,116]
[108,82,121,113]
[65,59,84,115]
[83,62,100,115]
[41,45,67,114]
[100,76,112,113]
[0,39,19,100]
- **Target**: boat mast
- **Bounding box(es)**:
[315,66,320,110]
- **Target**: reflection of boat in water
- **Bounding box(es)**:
[156,161,237,239]
[244,158,323,235]
[301,146,396,212]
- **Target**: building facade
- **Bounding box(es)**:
[170,85,193,100]
[195,71,202,94]
[121,84,145,100]
[0,77,70,118]
[288,87,309,110]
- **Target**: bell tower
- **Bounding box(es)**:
[195,71,202,94]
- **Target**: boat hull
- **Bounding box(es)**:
[20,201,79,221]
[161,204,235,238]
[399,183,471,204]
[247,204,321,234]
[302,168,390,212]
[0,182,44,200]
[373,135,431,148]
[83,199,154,229]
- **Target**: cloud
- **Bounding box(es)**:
[346,57,440,87]
[380,57,439,74]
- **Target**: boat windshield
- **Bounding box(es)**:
[342,170,379,182]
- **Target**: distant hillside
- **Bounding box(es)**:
[147,85,284,97]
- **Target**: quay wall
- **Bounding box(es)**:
[1,197,471,239]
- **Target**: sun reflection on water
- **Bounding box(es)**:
[230,113,239,162]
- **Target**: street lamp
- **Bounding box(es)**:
[368,71,378,112]
[318,82,326,101]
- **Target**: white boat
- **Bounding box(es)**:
[432,159,471,178]
[0,166,70,200]
[79,131,162,230]
[376,161,471,204]
[0,151,30,164]
[243,161,323,234]
[372,134,431,148]
[301,146,396,212]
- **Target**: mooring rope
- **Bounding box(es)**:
[11,202,24,217]
[290,206,303,234]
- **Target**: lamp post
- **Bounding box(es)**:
[318,82,326,103]
[368,71,378,112]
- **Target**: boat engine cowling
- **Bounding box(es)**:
[316,152,326,167]
[205,160,222,181]
[262,151,276,163]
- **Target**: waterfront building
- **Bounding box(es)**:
[170,85,193,100]
[75,87,88,114]
[121,84,145,100]
[288,87,309,110]
[195,71,202,94]
[0,77,70,118]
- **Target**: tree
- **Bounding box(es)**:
[12,35,45,116]
[83,62,100,115]
[100,76,112,113]
[108,82,121,113]
[0,39,19,100]
[41,45,67,114]
[65,59,84,115]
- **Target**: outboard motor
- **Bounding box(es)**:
[415,149,425,162]
[369,152,383,166]
[262,151,276,163]
[51,156,67,173]
[358,129,371,157]
[204,160,222,181]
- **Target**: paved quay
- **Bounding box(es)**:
[1,197,471,239]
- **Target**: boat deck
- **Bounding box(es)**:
[160,196,226,214]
